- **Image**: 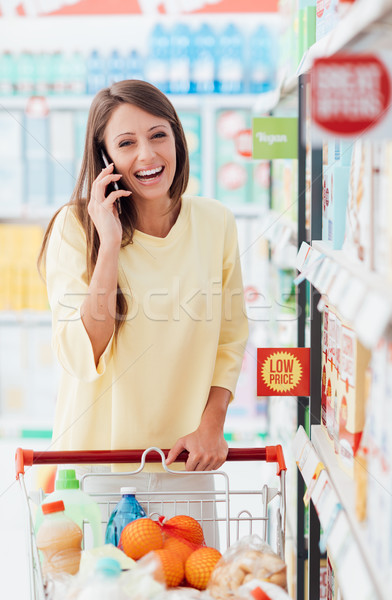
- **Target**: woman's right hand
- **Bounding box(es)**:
[88,163,132,251]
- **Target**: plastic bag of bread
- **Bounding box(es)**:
[207,535,287,600]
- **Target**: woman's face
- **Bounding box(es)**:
[103,103,177,206]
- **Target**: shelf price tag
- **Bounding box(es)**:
[257,348,310,396]
[303,461,325,507]
[312,53,392,142]
[319,502,343,554]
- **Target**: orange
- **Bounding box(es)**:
[120,518,163,560]
[185,547,222,590]
[163,536,194,564]
[150,549,184,588]
[164,515,205,546]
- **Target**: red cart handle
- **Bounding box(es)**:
[15,445,286,479]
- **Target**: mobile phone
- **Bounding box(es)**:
[100,149,122,215]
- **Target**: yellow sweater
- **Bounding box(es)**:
[46,196,248,463]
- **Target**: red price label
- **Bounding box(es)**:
[312,54,391,136]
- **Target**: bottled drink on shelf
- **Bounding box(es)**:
[68,51,87,95]
[105,487,146,547]
[169,22,192,94]
[0,51,16,95]
[248,25,276,93]
[107,49,125,86]
[145,23,170,93]
[16,51,36,96]
[216,24,244,94]
[36,500,82,577]
[35,53,52,96]
[191,23,216,94]
[125,49,144,81]
[86,49,106,96]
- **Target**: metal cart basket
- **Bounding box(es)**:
[15,445,287,600]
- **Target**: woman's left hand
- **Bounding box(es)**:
[166,425,229,471]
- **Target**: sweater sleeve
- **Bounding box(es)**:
[45,206,114,382]
[210,208,249,397]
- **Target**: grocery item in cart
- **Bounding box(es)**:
[208,535,287,599]
[105,486,146,546]
[36,499,82,576]
[35,468,103,547]
[78,557,128,600]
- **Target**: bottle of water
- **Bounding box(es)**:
[191,24,216,94]
[35,52,51,96]
[16,51,36,96]
[107,49,125,86]
[86,49,106,95]
[78,558,128,600]
[169,22,192,94]
[105,487,146,547]
[0,51,16,95]
[68,51,87,95]
[145,24,170,93]
[216,23,244,94]
[125,49,144,81]
[248,25,276,93]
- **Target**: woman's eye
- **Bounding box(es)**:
[119,140,133,148]
[153,132,166,139]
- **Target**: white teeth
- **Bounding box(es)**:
[136,166,163,177]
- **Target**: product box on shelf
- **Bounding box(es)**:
[337,321,371,477]
[316,0,338,42]
[372,141,392,280]
[343,140,373,268]
[49,111,76,208]
[0,110,24,216]
[215,109,252,205]
[321,303,329,431]
[178,111,202,196]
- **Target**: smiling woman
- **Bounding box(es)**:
[36,80,248,492]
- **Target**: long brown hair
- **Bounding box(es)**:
[38,80,190,337]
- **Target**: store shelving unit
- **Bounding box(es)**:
[260,1,392,598]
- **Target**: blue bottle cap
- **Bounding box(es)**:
[96,557,122,577]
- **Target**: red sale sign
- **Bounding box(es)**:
[312,54,392,140]
[257,348,310,397]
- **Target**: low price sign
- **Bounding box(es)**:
[312,53,392,141]
[257,348,310,396]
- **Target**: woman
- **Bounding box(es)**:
[38,80,248,489]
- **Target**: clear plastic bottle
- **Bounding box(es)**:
[248,25,276,94]
[105,487,146,547]
[145,24,170,93]
[125,49,145,81]
[169,22,192,94]
[78,558,128,600]
[35,469,103,548]
[191,23,216,94]
[16,50,36,96]
[86,49,106,95]
[107,49,125,86]
[36,500,82,577]
[216,23,244,94]
[0,51,16,95]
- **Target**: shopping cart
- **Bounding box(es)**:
[15,445,287,600]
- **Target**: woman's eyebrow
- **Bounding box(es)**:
[114,124,169,141]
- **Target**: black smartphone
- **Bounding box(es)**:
[100,149,122,215]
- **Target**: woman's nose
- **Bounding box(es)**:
[137,139,156,161]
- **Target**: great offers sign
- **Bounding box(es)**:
[252,117,298,159]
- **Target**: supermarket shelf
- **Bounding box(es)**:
[294,425,385,600]
[0,416,53,439]
[0,93,260,112]
[278,0,392,98]
[0,311,51,325]
[295,241,392,349]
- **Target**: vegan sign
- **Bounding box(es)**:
[257,348,310,396]
[252,118,298,159]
